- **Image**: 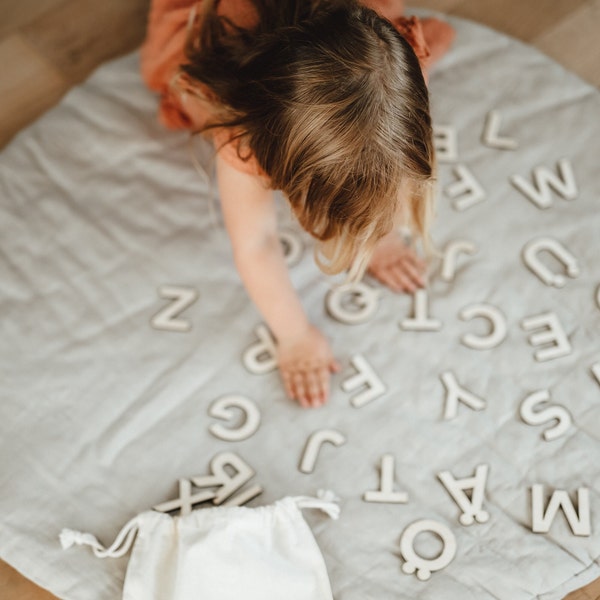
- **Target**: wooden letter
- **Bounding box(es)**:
[510,159,577,209]
[482,110,518,150]
[521,312,572,362]
[299,429,346,474]
[522,237,579,288]
[441,371,486,420]
[150,286,198,332]
[192,452,255,505]
[441,240,477,282]
[438,465,490,525]
[400,289,443,332]
[520,390,572,441]
[433,125,458,162]
[364,455,408,504]
[326,282,381,325]
[342,355,386,408]
[531,485,591,536]
[400,520,457,581]
[208,395,261,442]
[445,165,486,211]
[459,303,507,350]
[242,324,278,374]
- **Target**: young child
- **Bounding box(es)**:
[141,0,455,409]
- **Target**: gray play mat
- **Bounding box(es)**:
[1,13,599,600]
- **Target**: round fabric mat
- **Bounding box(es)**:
[1,13,599,600]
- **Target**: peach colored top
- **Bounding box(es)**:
[140,0,437,177]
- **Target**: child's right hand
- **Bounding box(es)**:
[277,325,341,409]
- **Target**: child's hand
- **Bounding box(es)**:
[277,325,341,408]
[367,230,427,293]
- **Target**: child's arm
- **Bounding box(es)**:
[216,154,340,408]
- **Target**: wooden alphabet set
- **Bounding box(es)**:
[147,111,598,580]
[146,111,600,581]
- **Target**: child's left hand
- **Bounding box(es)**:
[367,230,427,293]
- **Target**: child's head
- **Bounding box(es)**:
[182,0,434,278]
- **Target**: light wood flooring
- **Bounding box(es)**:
[1,0,599,598]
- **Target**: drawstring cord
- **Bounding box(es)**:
[294,489,341,520]
[60,490,341,558]
[59,514,140,559]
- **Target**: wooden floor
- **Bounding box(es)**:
[1,0,599,598]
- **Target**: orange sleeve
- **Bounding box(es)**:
[391,16,431,68]
[390,15,456,72]
[140,0,260,130]
[140,0,199,129]
[141,0,265,177]
[361,0,455,72]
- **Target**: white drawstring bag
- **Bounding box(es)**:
[60,493,340,600]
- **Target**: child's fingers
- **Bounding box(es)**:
[297,379,311,408]
[317,366,331,403]
[389,266,418,293]
[305,370,324,407]
[291,371,309,408]
[401,249,427,270]
[276,325,336,408]
[371,267,402,293]
[283,368,327,408]
[281,368,297,399]
[397,259,426,287]
[310,366,332,407]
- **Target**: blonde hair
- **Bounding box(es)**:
[181,0,435,279]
